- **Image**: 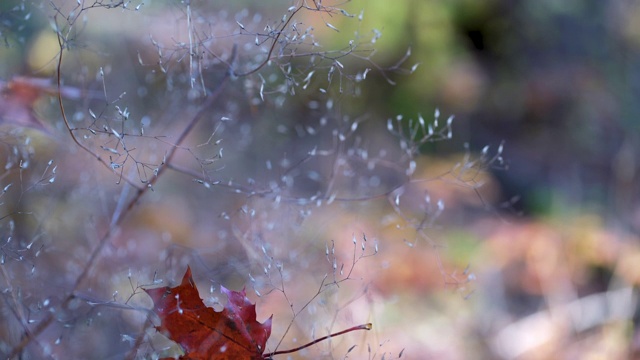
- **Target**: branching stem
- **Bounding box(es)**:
[7,15,236,359]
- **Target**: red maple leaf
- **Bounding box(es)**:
[145,267,372,359]
[144,266,272,360]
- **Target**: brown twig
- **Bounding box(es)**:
[264,323,372,358]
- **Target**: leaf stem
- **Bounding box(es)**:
[264,323,372,358]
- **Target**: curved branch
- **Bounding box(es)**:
[8,17,237,359]
[53,18,143,190]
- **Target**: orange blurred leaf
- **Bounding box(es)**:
[0,76,85,131]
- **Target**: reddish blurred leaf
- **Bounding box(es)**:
[0,77,51,130]
[144,266,272,360]
[0,76,88,131]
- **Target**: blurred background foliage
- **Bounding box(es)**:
[325,0,639,221]
[1,0,639,359]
